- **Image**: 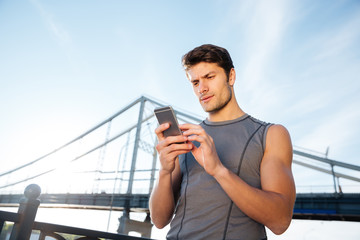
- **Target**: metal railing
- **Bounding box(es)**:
[0,184,151,240]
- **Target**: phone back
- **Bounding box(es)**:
[154,106,182,137]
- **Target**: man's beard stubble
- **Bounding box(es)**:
[203,85,232,114]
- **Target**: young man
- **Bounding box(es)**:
[149,44,296,240]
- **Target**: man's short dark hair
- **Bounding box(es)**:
[182,44,234,78]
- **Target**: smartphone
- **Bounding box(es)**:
[154,106,182,138]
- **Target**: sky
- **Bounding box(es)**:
[1,0,360,239]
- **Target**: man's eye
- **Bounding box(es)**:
[208,75,214,79]
[192,81,199,86]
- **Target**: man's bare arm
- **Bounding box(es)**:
[149,158,182,228]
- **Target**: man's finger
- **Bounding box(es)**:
[155,123,170,141]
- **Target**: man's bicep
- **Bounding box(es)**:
[261,125,295,199]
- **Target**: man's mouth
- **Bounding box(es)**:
[200,95,213,103]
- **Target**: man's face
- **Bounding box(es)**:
[186,62,234,113]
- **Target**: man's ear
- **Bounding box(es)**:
[229,68,236,86]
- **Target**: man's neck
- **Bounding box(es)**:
[207,98,245,122]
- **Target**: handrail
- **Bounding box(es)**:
[0,210,20,222]
[33,221,149,240]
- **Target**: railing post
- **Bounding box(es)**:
[330,164,338,194]
[10,184,41,240]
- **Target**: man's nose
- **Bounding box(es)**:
[198,82,208,94]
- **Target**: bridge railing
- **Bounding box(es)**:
[0,184,150,240]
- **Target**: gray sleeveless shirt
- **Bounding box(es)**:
[167,114,271,240]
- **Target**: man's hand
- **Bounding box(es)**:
[155,123,192,174]
[180,123,224,176]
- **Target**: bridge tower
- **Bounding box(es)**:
[117,96,153,237]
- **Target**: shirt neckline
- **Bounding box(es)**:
[203,113,249,126]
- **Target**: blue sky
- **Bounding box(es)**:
[1,0,360,238]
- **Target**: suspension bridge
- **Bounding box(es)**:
[1,95,359,237]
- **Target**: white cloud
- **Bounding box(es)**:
[231,0,297,120]
[296,100,360,161]
[29,0,92,77]
[30,0,71,46]
[313,11,360,61]
[240,0,290,90]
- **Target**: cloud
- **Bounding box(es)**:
[313,10,360,62]
[231,0,295,118]
[240,0,290,89]
[30,0,71,46]
[296,100,360,161]
[29,0,94,78]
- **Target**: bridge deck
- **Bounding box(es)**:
[293,193,360,221]
[1,192,359,221]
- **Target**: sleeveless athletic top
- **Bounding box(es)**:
[167,114,271,240]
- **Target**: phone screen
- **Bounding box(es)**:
[154,106,182,138]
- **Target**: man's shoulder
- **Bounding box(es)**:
[264,124,292,158]
[266,124,291,141]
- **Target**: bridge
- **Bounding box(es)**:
[1,96,359,237]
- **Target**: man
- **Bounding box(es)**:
[149,44,296,240]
